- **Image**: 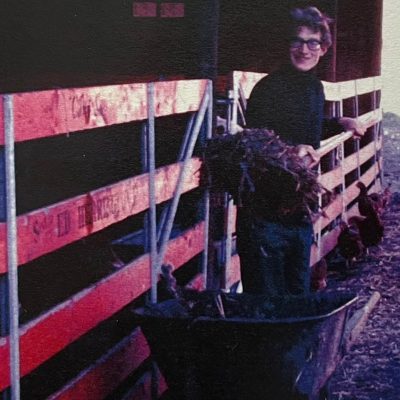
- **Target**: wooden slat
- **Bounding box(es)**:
[49,264,234,400]
[311,200,360,265]
[229,72,381,103]
[318,108,382,158]
[369,179,383,195]
[48,329,150,400]
[0,80,207,144]
[0,157,202,271]
[344,162,380,204]
[314,160,381,233]
[310,225,341,265]
[358,107,383,128]
[319,166,343,192]
[153,80,207,117]
[232,71,267,99]
[339,80,356,100]
[317,170,380,233]
[0,222,205,390]
[355,77,376,96]
[343,136,382,175]
[314,195,344,232]
[0,84,146,144]
[374,76,383,91]
[322,81,342,102]
[185,273,206,292]
[319,132,353,157]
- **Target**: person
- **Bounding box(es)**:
[237,6,366,296]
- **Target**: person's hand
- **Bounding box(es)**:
[295,144,320,167]
[339,117,367,138]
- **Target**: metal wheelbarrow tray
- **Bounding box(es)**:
[133,291,358,400]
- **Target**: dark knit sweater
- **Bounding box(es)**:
[245,64,343,149]
[243,65,343,224]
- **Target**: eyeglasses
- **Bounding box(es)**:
[290,38,322,51]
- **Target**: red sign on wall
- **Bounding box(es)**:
[132,2,157,17]
[160,3,185,18]
[132,2,184,18]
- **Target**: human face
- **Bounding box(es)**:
[289,26,327,72]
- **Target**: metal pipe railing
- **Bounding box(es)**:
[156,83,211,279]
[201,81,213,288]
[4,94,21,400]
[147,84,158,305]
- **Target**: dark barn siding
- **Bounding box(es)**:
[0,1,206,91]
[336,0,382,80]
[0,0,382,93]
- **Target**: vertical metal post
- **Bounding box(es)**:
[201,81,213,288]
[340,142,347,223]
[147,84,158,305]
[337,98,347,222]
[316,163,322,262]
[141,124,149,254]
[0,147,8,339]
[4,95,20,399]
[231,78,239,133]
[354,82,361,180]
[329,101,339,169]
[372,85,380,186]
[146,84,159,400]
[156,114,196,243]
[157,87,210,271]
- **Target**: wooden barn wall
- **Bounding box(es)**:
[0,0,383,93]
[335,0,383,81]
[0,1,217,92]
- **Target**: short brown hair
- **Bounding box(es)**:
[290,6,333,49]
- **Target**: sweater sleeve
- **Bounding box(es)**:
[245,78,275,129]
[322,117,345,140]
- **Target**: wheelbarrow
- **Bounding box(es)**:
[133,291,361,400]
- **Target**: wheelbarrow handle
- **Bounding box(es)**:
[343,291,381,353]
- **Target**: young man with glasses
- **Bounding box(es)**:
[237,6,365,296]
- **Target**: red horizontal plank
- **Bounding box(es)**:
[232,71,267,99]
[0,157,201,271]
[185,273,206,292]
[311,200,360,266]
[49,329,150,400]
[0,222,205,390]
[0,84,146,144]
[343,136,382,175]
[310,226,341,265]
[0,80,207,144]
[311,164,380,265]
[153,80,206,118]
[319,166,343,192]
[314,158,381,233]
[344,161,380,205]
[318,131,353,158]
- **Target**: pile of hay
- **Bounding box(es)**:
[202,128,324,218]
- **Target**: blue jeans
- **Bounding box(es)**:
[237,212,314,296]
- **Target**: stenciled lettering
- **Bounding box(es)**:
[57,210,71,237]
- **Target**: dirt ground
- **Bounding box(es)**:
[328,115,400,400]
